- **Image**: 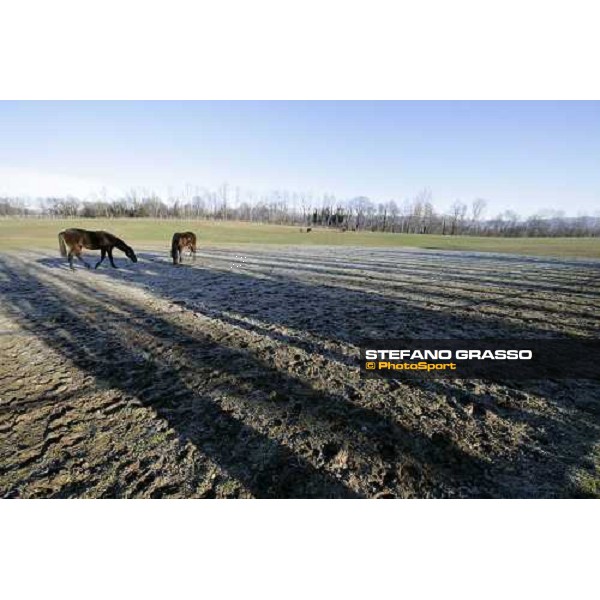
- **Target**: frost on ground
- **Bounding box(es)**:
[0,245,599,498]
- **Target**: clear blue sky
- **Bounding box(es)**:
[0,101,598,216]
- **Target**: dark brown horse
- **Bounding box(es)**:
[58,228,138,270]
[171,231,197,265]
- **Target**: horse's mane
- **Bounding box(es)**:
[106,232,131,252]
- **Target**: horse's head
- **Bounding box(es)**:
[125,245,138,263]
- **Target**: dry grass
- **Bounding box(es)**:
[0,217,599,258]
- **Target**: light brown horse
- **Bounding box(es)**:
[58,228,138,270]
[171,231,197,265]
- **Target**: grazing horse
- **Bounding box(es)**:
[58,228,138,270]
[171,231,197,265]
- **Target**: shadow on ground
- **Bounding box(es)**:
[0,248,598,497]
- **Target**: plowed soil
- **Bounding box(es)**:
[1,246,599,498]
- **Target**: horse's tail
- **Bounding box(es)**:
[171,235,179,263]
[58,232,67,257]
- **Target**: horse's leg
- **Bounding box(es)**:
[108,247,118,268]
[75,250,91,269]
[67,250,75,270]
[95,248,106,269]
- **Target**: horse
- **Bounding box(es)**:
[58,228,138,270]
[171,231,197,265]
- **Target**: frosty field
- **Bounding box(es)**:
[1,243,599,498]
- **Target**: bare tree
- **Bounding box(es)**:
[449,200,468,235]
[470,198,487,233]
[9,183,600,238]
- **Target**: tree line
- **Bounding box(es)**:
[1,187,598,238]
